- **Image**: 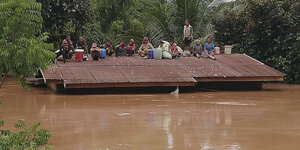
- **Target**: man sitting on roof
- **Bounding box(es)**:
[115,40,127,57]
[127,39,135,56]
[61,35,74,59]
[105,40,113,56]
[76,36,87,54]
[203,37,216,60]
[158,41,172,59]
[55,36,74,62]
[192,39,202,58]
[90,43,100,61]
[168,39,180,59]
[138,37,154,58]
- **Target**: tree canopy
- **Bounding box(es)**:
[0,0,299,84]
[0,0,55,89]
[213,0,300,83]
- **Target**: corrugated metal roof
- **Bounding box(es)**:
[42,54,285,88]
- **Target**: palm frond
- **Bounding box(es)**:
[141,0,174,46]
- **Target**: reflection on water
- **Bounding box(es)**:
[1,78,300,150]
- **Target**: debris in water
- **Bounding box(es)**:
[117,113,131,116]
[170,86,179,94]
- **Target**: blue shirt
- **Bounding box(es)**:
[204,43,214,53]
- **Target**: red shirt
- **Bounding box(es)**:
[61,39,73,48]
[118,44,126,49]
[127,44,135,51]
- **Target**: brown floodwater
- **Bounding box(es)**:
[0,78,300,150]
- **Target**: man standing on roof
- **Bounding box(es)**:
[183,20,193,54]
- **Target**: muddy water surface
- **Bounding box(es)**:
[0,78,300,150]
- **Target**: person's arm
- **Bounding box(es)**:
[132,44,135,51]
[149,43,154,49]
[139,44,143,51]
[69,40,74,48]
[61,39,66,47]
[174,44,179,54]
[183,26,185,40]
[204,43,207,51]
[106,45,112,50]
[168,46,172,54]
[190,26,193,40]
[192,45,195,54]
[84,42,87,50]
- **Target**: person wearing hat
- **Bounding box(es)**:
[138,37,154,57]
[127,39,136,56]
[90,43,100,61]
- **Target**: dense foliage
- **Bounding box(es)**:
[213,0,300,83]
[0,0,55,89]
[0,119,51,150]
[39,0,214,47]
[37,0,93,47]
[0,0,299,85]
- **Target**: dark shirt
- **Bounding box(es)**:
[77,40,87,51]
[117,44,126,49]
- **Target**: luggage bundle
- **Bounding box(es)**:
[147,49,162,60]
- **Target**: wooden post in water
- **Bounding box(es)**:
[0,71,7,89]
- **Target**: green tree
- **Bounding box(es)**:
[139,0,212,46]
[91,0,145,45]
[213,0,300,83]
[0,119,51,150]
[171,0,209,38]
[0,0,55,89]
[140,0,173,45]
[94,0,135,33]
[37,0,93,47]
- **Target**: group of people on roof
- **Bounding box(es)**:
[56,20,218,62]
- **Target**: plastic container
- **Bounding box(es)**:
[147,49,154,59]
[75,49,84,62]
[225,45,232,55]
[153,48,162,60]
[214,47,220,55]
[100,49,106,59]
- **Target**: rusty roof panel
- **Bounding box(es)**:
[42,67,62,80]
[42,54,285,88]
